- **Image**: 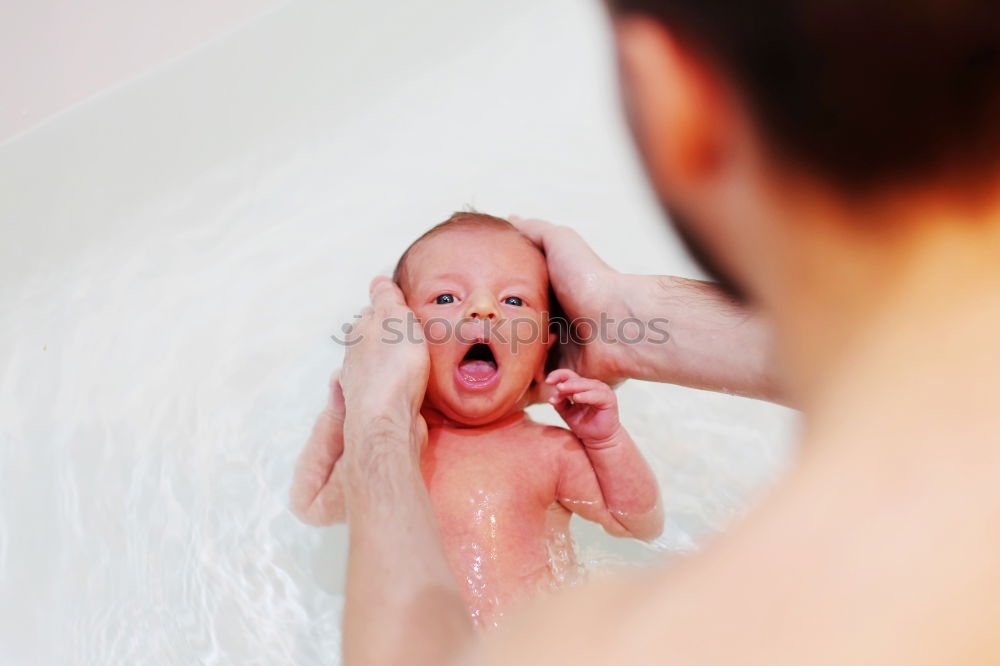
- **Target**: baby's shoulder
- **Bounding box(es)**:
[519,419,583,451]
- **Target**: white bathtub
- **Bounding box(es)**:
[0,1,796,663]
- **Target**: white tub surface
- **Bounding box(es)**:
[0,1,796,663]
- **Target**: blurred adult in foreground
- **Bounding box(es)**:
[334,0,1000,663]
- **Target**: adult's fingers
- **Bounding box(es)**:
[327,369,346,416]
[509,217,611,272]
[508,216,552,245]
[369,276,406,308]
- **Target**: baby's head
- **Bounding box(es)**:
[394,212,557,426]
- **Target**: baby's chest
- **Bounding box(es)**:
[420,436,558,517]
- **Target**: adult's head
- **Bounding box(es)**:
[606,0,1000,397]
[606,0,1000,302]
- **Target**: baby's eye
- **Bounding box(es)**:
[435,294,455,305]
[503,296,523,307]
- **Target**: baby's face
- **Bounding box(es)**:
[401,228,551,426]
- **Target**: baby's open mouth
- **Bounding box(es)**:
[457,342,499,384]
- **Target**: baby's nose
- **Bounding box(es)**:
[464,291,499,320]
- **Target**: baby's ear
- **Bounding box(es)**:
[528,367,557,404]
[545,317,559,351]
[543,305,570,366]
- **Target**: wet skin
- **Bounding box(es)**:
[419,411,586,627]
[288,227,663,629]
[401,228,664,627]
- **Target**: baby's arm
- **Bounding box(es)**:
[548,369,664,542]
[289,371,348,525]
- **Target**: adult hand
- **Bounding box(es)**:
[512,216,783,404]
[512,217,636,389]
[289,370,348,525]
[340,276,430,461]
[338,279,471,666]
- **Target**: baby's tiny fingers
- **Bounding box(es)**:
[546,368,579,385]
[555,377,604,395]
[567,389,615,409]
[550,394,575,416]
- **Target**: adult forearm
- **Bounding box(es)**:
[290,407,346,525]
[341,417,472,666]
[617,275,785,404]
[513,219,784,404]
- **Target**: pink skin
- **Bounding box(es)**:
[291,227,664,630]
[400,228,554,426]
[546,369,623,447]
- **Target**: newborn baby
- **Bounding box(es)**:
[291,212,663,628]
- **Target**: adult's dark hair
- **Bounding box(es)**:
[610,0,1000,193]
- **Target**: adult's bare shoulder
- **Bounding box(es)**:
[460,566,667,666]
[460,425,1000,666]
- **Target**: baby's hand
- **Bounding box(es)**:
[546,369,622,447]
